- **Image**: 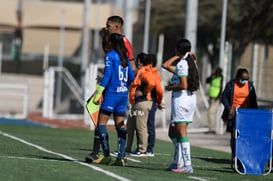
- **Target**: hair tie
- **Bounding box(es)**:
[183,52,189,59]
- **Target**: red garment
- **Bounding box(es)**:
[123,36,134,60]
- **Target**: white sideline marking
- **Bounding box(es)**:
[110,153,141,163]
[188,176,210,181]
[0,131,131,181]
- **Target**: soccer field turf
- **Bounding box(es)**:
[0,125,272,181]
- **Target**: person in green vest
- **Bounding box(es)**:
[206,67,223,133]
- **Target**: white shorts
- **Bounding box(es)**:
[171,90,196,125]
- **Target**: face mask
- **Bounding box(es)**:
[239,79,248,85]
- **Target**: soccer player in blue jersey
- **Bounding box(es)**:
[85,28,110,164]
[92,33,135,166]
[85,16,136,164]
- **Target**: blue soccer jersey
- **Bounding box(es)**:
[100,50,135,114]
[100,50,135,96]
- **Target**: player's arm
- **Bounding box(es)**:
[100,55,112,87]
[162,55,180,73]
[129,70,143,105]
[127,60,135,85]
[123,36,136,73]
[166,76,187,91]
[155,78,163,105]
[93,55,112,104]
[165,60,188,91]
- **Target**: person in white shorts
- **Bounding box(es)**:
[162,38,199,173]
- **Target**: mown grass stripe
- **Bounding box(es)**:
[0,130,131,181]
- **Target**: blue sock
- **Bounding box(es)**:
[117,127,127,160]
[98,125,109,156]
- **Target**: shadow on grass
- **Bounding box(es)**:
[125,164,169,171]
[192,156,235,174]
[198,167,234,174]
[77,148,93,152]
[193,156,231,164]
[27,155,75,162]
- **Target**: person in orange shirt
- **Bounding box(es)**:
[221,68,257,168]
[126,53,164,157]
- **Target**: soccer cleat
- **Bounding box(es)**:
[92,154,105,164]
[111,159,126,166]
[171,166,193,173]
[99,156,112,165]
[85,152,99,163]
[130,150,147,158]
[146,152,154,157]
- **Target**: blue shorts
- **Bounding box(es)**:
[100,94,128,117]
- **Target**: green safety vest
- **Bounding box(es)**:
[209,76,222,98]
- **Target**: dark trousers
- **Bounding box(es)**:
[147,101,157,153]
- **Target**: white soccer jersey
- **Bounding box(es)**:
[170,58,188,99]
[170,56,196,124]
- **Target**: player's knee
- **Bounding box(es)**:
[115,120,126,130]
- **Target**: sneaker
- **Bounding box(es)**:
[85,152,99,163]
[99,156,112,165]
[171,166,193,173]
[111,159,125,166]
[146,152,154,157]
[130,150,147,158]
[92,154,105,164]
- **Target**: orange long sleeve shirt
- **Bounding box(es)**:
[151,67,163,105]
[130,65,163,105]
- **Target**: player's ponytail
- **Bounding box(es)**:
[176,38,199,92]
[185,54,199,92]
[109,33,128,68]
[99,28,110,53]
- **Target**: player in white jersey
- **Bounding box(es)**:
[162,38,199,173]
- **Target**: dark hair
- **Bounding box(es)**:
[107,15,124,26]
[185,54,200,91]
[147,54,157,67]
[175,38,191,56]
[109,33,128,67]
[137,52,147,64]
[235,68,249,80]
[137,52,152,66]
[99,28,110,53]
[175,38,199,91]
[216,67,222,74]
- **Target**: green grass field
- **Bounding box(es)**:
[0,124,272,181]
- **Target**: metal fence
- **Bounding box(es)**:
[0,83,28,119]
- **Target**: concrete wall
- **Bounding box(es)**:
[0,73,43,113]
